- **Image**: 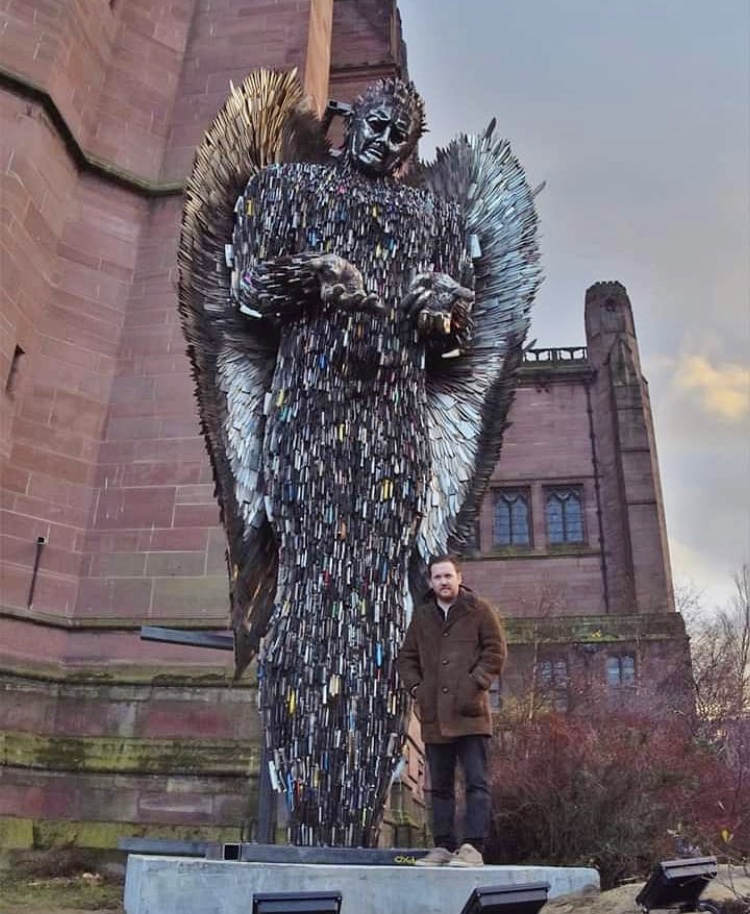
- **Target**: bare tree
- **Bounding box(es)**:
[686,565,750,873]
[689,565,750,733]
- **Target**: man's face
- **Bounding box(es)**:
[347,101,415,177]
[430,561,462,603]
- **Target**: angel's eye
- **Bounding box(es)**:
[390,128,407,144]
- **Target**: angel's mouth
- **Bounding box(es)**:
[360,145,387,161]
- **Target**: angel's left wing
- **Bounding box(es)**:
[177,69,329,676]
[411,122,543,569]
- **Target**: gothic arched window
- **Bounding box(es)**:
[545,486,584,544]
[492,488,531,547]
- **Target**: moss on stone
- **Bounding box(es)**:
[33,819,238,850]
[0,816,34,849]
[0,816,242,852]
[0,659,257,688]
[504,612,687,645]
[2,730,260,776]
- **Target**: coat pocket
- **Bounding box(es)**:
[458,675,485,717]
[415,683,437,723]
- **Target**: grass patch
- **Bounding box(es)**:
[0,850,124,913]
[0,873,124,912]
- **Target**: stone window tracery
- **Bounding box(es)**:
[606,654,636,687]
[545,485,584,544]
[492,488,531,547]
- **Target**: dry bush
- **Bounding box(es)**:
[486,708,749,889]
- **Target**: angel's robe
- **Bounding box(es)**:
[234,158,468,846]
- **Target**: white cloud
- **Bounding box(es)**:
[673,355,749,421]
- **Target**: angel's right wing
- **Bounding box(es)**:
[177,69,329,676]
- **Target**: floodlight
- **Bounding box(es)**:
[635,857,717,912]
[252,890,342,914]
[458,881,550,914]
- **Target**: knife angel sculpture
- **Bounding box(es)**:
[178,69,541,847]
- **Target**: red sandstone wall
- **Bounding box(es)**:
[305,0,336,116]
[464,378,607,616]
[74,193,227,625]
[1,90,146,622]
[0,0,331,644]
[74,0,402,631]
[0,0,195,181]
[91,0,195,181]
[0,0,119,148]
[0,670,259,832]
[585,283,673,615]
[161,0,318,182]
[331,0,402,78]
[1,0,197,636]
[327,0,404,147]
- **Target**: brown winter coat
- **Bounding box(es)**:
[398,586,507,743]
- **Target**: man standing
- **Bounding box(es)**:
[398,556,507,867]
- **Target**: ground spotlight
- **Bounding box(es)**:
[252,891,342,914]
[458,881,550,914]
[635,857,718,912]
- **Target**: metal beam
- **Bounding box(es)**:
[139,625,233,651]
[118,838,210,857]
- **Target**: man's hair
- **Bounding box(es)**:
[428,554,461,573]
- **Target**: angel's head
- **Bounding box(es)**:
[345,78,426,177]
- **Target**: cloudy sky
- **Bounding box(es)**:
[398,0,750,612]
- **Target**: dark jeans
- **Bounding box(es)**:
[425,735,491,853]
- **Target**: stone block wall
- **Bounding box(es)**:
[461,283,683,717]
[0,669,259,846]
[465,284,674,626]
[501,612,693,717]
[1,93,144,621]
[466,374,606,616]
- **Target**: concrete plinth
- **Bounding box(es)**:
[124,854,600,914]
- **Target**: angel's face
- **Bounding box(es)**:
[347,100,416,177]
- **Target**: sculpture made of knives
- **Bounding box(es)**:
[177,69,541,846]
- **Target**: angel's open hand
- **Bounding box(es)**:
[238,252,382,319]
[401,273,474,336]
[307,254,383,313]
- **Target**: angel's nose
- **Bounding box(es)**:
[382,125,399,146]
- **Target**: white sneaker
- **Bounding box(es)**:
[414,846,455,867]
[448,843,484,867]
